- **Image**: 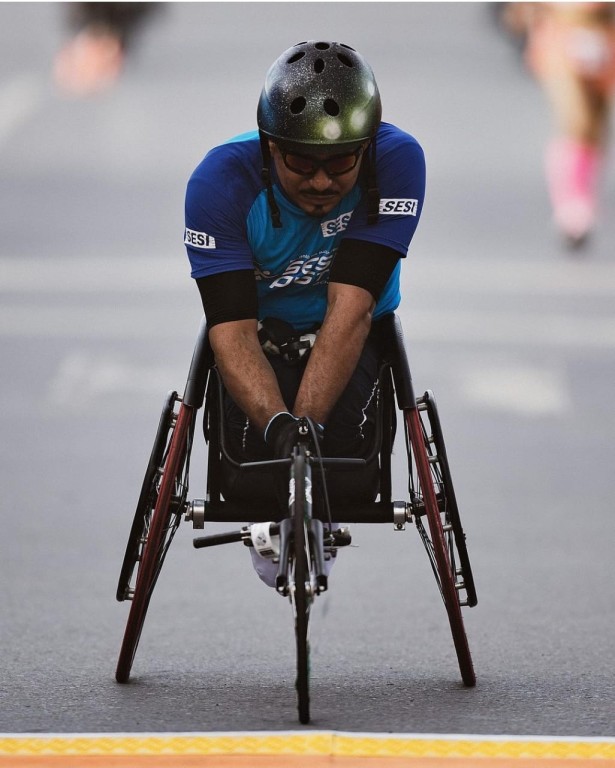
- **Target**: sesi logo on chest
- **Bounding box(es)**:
[320,211,353,237]
[379,198,418,216]
[266,250,334,289]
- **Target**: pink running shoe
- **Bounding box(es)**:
[545,137,601,246]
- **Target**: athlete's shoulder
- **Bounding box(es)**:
[374,122,425,191]
[376,122,424,160]
[188,130,263,194]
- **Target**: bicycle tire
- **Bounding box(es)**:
[405,407,476,687]
[115,401,194,684]
[292,447,311,724]
[116,391,177,603]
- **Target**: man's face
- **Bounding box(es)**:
[269,141,367,217]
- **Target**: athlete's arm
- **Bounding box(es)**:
[293,240,400,424]
[197,269,287,433]
[293,281,374,425]
[209,319,288,433]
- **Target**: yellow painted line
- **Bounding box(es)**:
[0,733,615,760]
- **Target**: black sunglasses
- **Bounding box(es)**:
[278,145,365,177]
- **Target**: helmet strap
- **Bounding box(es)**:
[259,132,282,228]
[365,137,380,225]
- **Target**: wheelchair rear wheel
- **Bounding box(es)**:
[116,391,176,602]
[115,395,195,683]
[405,394,476,687]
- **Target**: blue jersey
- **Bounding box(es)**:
[184,122,425,331]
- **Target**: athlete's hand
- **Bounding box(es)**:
[265,412,324,458]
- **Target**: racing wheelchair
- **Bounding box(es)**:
[114,313,477,725]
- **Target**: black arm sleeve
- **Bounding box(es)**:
[330,239,402,301]
[196,269,258,328]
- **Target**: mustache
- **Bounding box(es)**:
[302,190,337,198]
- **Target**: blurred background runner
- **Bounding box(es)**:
[500,2,615,249]
[53,2,158,97]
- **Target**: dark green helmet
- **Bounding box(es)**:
[257,41,382,150]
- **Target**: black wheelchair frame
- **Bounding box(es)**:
[114,313,477,724]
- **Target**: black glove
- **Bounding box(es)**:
[264,412,298,459]
[264,412,324,459]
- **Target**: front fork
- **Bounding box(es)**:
[275,448,328,596]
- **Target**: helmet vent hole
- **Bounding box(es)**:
[324,98,340,117]
[315,42,330,50]
[314,58,325,74]
[287,51,305,64]
[290,97,307,114]
[337,53,354,67]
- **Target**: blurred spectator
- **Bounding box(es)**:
[54,3,158,97]
[501,3,615,248]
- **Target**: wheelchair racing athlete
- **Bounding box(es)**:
[184,41,426,583]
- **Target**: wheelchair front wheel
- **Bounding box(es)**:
[115,397,195,683]
[291,447,311,724]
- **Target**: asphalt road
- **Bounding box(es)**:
[1,2,614,737]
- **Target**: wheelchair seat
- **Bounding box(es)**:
[204,364,389,518]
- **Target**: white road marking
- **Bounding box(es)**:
[459,364,572,416]
[0,304,613,350]
[46,351,180,409]
[3,255,615,295]
[411,255,615,297]
[0,74,44,150]
[400,307,615,349]
[0,305,193,339]
[1,256,187,293]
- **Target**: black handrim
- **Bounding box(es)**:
[422,391,477,607]
[115,403,194,683]
[116,392,177,603]
[406,407,476,687]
